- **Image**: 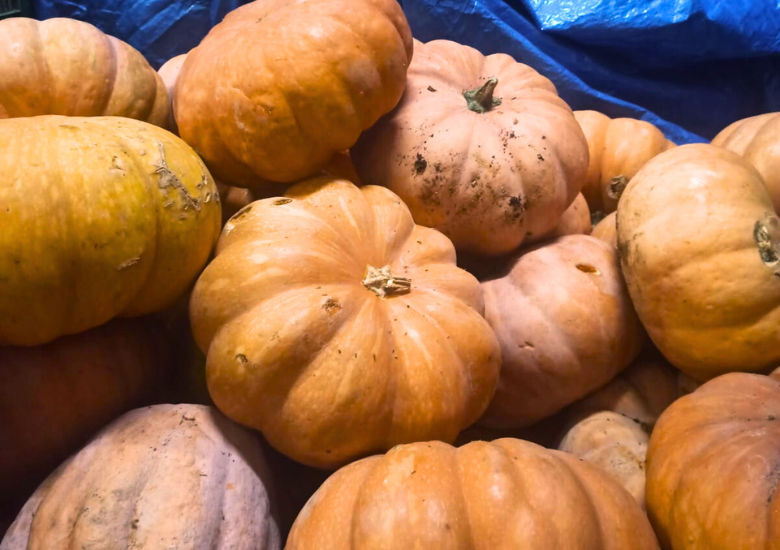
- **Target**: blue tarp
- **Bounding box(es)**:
[34,0,780,143]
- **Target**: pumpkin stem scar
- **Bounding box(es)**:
[607,175,629,200]
[153,142,202,213]
[463,77,502,114]
[362,265,412,298]
[754,215,780,267]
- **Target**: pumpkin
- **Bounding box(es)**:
[158,53,188,133]
[478,235,646,429]
[351,38,588,256]
[527,192,591,244]
[0,18,168,126]
[190,177,501,468]
[574,110,674,218]
[712,112,780,212]
[0,116,221,346]
[617,144,780,380]
[0,318,171,500]
[646,372,780,549]
[591,211,617,248]
[555,355,686,507]
[174,0,413,188]
[287,439,660,549]
[0,404,281,550]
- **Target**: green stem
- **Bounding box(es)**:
[464,78,502,113]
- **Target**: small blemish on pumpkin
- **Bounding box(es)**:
[769,415,777,421]
[576,264,601,275]
[519,341,534,350]
[537,154,544,161]
[235,354,248,365]
[323,298,341,315]
[226,483,235,490]
[117,256,141,270]
[273,198,293,206]
[130,519,139,529]
[413,153,428,175]
[427,86,437,92]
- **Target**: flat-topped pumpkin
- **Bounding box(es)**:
[287,439,659,549]
[174,0,413,188]
[617,144,780,380]
[0,18,168,126]
[351,38,588,256]
[190,177,501,468]
[0,116,221,346]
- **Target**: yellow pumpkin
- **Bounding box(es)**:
[0,116,221,346]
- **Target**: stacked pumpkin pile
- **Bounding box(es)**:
[1,2,780,549]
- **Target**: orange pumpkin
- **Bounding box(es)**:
[574,110,674,217]
[0,18,168,126]
[712,112,780,212]
[351,38,588,256]
[527,192,591,244]
[591,211,617,248]
[478,235,646,429]
[646,372,780,549]
[157,53,188,133]
[190,177,501,468]
[0,318,171,500]
[174,0,413,188]
[287,439,660,549]
[617,144,780,380]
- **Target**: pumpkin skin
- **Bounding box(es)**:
[556,356,686,508]
[0,116,221,346]
[575,110,674,217]
[351,39,589,256]
[174,0,413,188]
[527,192,591,244]
[0,318,171,500]
[287,439,660,549]
[712,112,780,212]
[617,144,780,380]
[0,18,168,126]
[591,211,617,248]
[646,372,780,549]
[190,177,501,468]
[478,235,646,429]
[158,53,188,133]
[0,404,281,550]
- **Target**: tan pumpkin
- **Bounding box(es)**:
[555,355,688,508]
[0,18,168,126]
[591,211,617,248]
[712,112,780,212]
[617,144,780,380]
[574,110,674,217]
[646,372,780,549]
[351,38,588,256]
[175,0,412,188]
[158,52,188,133]
[527,192,591,245]
[0,116,221,346]
[190,177,501,468]
[0,318,171,500]
[0,404,281,550]
[287,439,659,549]
[478,235,646,429]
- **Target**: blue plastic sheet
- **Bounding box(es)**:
[34,0,780,143]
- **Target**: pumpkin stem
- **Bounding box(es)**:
[362,265,412,298]
[464,78,502,113]
[607,175,629,201]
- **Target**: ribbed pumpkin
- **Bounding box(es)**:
[174,0,413,188]
[287,439,660,549]
[0,116,221,346]
[712,112,780,212]
[556,356,688,507]
[0,318,171,500]
[158,52,187,133]
[527,192,591,244]
[646,372,780,549]
[190,177,501,468]
[0,18,168,126]
[0,405,281,550]
[351,38,588,256]
[591,211,617,248]
[617,144,780,380]
[574,110,674,217]
[478,235,646,429]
